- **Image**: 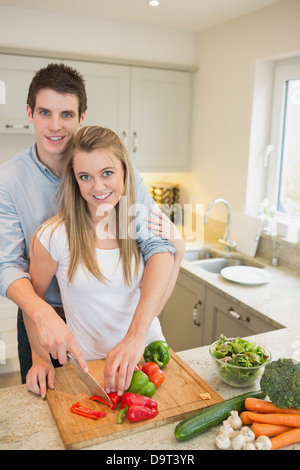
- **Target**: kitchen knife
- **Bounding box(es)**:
[67,352,112,405]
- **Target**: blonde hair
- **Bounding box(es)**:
[37,126,140,285]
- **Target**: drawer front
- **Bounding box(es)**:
[204,289,277,344]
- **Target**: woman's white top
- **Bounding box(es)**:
[37,220,164,361]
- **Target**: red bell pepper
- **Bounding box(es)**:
[142,361,164,388]
[124,405,159,423]
[117,392,159,424]
[120,392,157,410]
[89,391,121,410]
[70,402,106,420]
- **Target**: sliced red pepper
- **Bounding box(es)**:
[142,361,164,388]
[117,393,159,424]
[89,392,121,410]
[71,402,106,420]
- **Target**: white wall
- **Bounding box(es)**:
[0,6,195,66]
[189,0,300,220]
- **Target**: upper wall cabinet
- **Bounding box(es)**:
[0,54,193,171]
[0,54,60,134]
[65,60,193,171]
[63,60,131,136]
[129,67,192,171]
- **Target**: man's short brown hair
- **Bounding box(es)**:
[27,63,87,119]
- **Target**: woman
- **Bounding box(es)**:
[26,126,183,397]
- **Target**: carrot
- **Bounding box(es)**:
[240,411,300,427]
[240,411,254,424]
[245,398,300,415]
[251,422,293,438]
[271,428,300,450]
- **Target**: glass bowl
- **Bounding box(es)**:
[209,340,272,388]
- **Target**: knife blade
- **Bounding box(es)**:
[67,352,112,405]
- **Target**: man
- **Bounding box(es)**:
[0,63,183,396]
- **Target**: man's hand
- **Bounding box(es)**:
[7,278,89,374]
[28,306,89,374]
[26,353,55,398]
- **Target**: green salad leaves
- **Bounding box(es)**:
[210,335,271,387]
[212,335,269,367]
[211,335,270,368]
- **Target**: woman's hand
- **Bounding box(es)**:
[26,354,55,398]
[104,331,146,396]
[147,208,185,257]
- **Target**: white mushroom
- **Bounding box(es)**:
[255,435,272,450]
[219,419,234,438]
[228,410,243,430]
[231,433,246,450]
[215,431,231,450]
[240,426,256,443]
[242,442,256,450]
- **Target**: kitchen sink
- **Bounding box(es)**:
[183,248,214,262]
[184,247,265,273]
[192,257,263,273]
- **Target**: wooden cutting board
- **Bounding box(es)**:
[46,349,223,449]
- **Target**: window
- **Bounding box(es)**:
[267,59,300,219]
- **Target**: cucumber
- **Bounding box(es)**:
[174,390,265,441]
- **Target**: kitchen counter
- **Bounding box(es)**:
[181,243,300,331]
[1,327,299,451]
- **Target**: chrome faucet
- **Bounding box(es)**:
[254,227,279,266]
[204,198,236,251]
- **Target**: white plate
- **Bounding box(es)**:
[220,266,271,285]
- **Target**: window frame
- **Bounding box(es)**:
[267,58,300,219]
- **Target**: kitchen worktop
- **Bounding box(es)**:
[1,327,299,451]
[181,242,300,331]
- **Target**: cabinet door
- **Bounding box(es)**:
[0,297,18,374]
[63,60,130,137]
[160,270,205,352]
[129,67,192,171]
[204,289,276,345]
[0,54,56,134]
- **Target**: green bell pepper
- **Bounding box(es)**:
[144,340,170,368]
[127,370,156,397]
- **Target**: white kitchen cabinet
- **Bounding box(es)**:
[203,288,277,345]
[64,61,192,171]
[65,62,192,171]
[129,67,192,171]
[0,296,19,374]
[160,270,205,351]
[0,54,59,134]
[63,59,130,136]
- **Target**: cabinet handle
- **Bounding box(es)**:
[121,131,128,147]
[228,308,250,322]
[5,124,30,129]
[132,132,138,152]
[193,300,202,327]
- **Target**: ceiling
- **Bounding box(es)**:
[0,0,283,32]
